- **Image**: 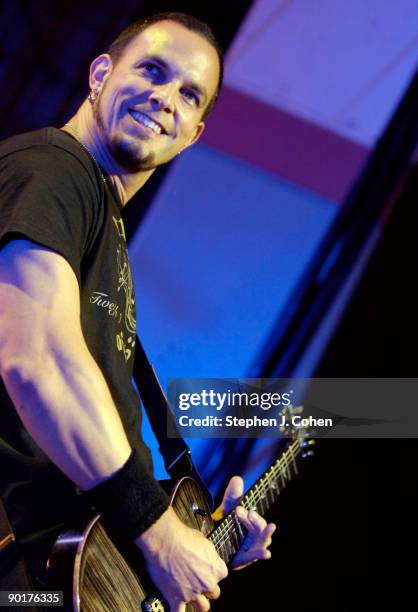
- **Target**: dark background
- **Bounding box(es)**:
[217,439,397,610]
[215,162,413,609]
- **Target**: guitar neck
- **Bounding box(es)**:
[207,440,303,564]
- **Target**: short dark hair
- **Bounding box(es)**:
[107,12,224,120]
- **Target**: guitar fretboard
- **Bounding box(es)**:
[207,439,302,564]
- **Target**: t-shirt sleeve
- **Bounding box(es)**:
[0,145,99,284]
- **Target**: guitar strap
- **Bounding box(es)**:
[133,336,207,486]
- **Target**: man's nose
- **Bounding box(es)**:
[150,85,175,113]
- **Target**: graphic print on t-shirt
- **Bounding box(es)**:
[89,291,122,322]
[89,215,136,363]
[113,215,136,363]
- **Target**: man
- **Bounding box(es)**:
[0,13,275,611]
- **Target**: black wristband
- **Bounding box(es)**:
[84,449,170,541]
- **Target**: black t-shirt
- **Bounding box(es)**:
[0,127,168,573]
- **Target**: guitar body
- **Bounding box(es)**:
[47,477,214,612]
[47,424,310,611]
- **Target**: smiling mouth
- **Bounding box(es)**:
[128,110,167,135]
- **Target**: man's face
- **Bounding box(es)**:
[91,20,220,171]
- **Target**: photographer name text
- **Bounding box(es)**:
[177,414,333,429]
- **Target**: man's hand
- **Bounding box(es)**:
[212,476,276,571]
[135,506,228,612]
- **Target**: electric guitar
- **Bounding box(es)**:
[47,409,314,611]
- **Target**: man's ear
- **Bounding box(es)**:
[182,121,206,151]
[89,54,113,92]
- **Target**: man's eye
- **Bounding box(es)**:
[182,89,199,105]
[143,63,160,77]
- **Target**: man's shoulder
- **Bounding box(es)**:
[0,127,92,170]
[0,127,50,155]
[0,127,101,191]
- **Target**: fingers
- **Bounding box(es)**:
[204,584,221,600]
[188,582,221,611]
[224,475,244,501]
[218,558,228,581]
[191,594,211,612]
[236,506,276,537]
[236,506,267,532]
[173,579,221,611]
[247,515,276,546]
[231,506,277,570]
[231,542,272,570]
[263,522,277,544]
[219,475,244,517]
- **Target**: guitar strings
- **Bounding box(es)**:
[209,440,299,547]
[211,444,299,554]
[209,441,301,552]
[210,444,300,555]
[212,434,311,559]
[241,442,298,512]
[210,441,299,545]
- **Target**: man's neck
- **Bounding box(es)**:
[61,100,155,206]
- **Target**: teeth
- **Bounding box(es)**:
[130,111,162,134]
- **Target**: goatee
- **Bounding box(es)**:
[92,95,159,172]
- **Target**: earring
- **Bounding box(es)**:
[88,88,99,106]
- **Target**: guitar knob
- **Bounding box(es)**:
[302,450,314,459]
[192,504,208,517]
[302,440,315,448]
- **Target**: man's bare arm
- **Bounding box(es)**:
[0,238,132,488]
[0,238,227,612]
